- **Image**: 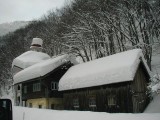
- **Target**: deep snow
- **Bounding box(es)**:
[13,106,160,120]
[13,54,69,84]
[13,54,77,84]
[144,94,160,113]
[12,50,50,69]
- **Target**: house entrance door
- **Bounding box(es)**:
[132,94,140,113]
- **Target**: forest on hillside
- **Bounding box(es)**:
[0,0,160,95]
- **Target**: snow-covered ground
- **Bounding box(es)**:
[144,94,160,113]
[13,106,160,120]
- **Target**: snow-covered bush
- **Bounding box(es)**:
[148,73,160,94]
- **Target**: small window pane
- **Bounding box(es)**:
[33,83,41,92]
[73,98,79,108]
[29,103,32,108]
[51,104,54,109]
[39,105,42,108]
[51,82,58,90]
[89,97,96,107]
[108,95,116,106]
[89,97,96,111]
[18,85,20,90]
[24,86,27,93]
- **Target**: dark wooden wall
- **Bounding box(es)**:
[63,82,133,113]
[22,79,45,100]
[131,63,150,113]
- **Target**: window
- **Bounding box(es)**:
[18,85,20,90]
[89,97,96,111]
[89,97,96,107]
[17,96,20,106]
[39,105,42,108]
[73,98,79,109]
[29,103,32,108]
[108,95,116,106]
[51,82,58,90]
[22,101,26,107]
[24,86,27,94]
[51,104,54,109]
[33,83,41,92]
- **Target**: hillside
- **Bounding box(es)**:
[0,21,29,36]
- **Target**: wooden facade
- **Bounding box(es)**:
[62,63,150,113]
[19,62,73,108]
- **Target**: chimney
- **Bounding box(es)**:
[30,38,43,52]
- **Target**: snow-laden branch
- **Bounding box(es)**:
[148,73,160,94]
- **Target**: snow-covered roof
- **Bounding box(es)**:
[59,49,150,91]
[13,54,76,84]
[12,51,50,69]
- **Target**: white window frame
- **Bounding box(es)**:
[51,82,58,90]
[33,83,41,92]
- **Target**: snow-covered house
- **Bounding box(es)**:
[12,38,77,109]
[12,38,50,106]
[13,54,76,109]
[59,49,151,113]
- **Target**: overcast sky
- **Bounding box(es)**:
[0,0,67,24]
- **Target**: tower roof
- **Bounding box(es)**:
[12,51,50,69]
